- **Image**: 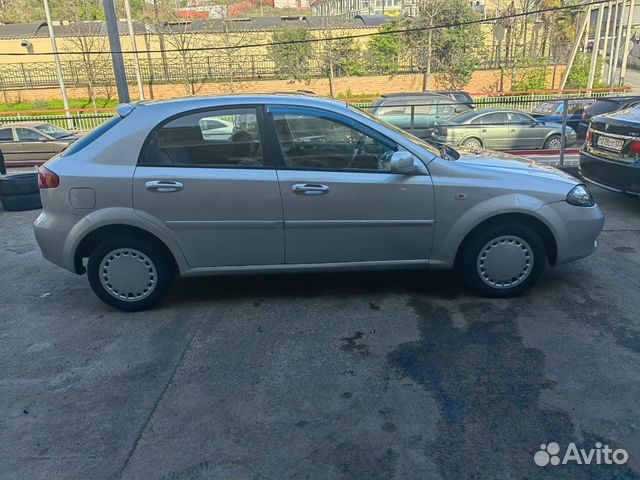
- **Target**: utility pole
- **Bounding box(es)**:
[608,0,620,85]
[103,0,130,104]
[124,0,144,100]
[610,0,627,89]
[588,4,605,89]
[601,1,614,82]
[43,0,71,126]
[561,8,591,89]
[619,0,636,85]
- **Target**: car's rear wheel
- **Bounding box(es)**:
[544,135,562,150]
[461,223,546,297]
[461,137,482,148]
[87,237,174,311]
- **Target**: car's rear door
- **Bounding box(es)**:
[133,105,284,268]
[266,104,435,265]
[0,127,17,163]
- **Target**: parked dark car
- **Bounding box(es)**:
[576,96,640,137]
[371,93,470,139]
[579,107,640,195]
[434,91,475,109]
[531,99,593,137]
[0,122,79,164]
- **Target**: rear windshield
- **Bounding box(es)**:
[448,110,479,123]
[60,115,122,157]
[586,100,620,116]
[533,102,557,114]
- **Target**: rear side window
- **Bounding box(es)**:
[0,128,12,142]
[60,115,121,157]
[140,107,263,168]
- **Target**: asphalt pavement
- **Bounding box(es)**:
[0,185,639,479]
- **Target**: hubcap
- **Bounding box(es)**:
[477,235,534,289]
[99,248,157,302]
[464,139,481,148]
[548,138,562,150]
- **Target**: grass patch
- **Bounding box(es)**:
[0,98,119,112]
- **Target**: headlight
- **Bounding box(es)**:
[566,184,594,206]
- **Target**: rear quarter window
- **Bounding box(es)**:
[60,115,122,157]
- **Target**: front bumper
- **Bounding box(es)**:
[538,200,605,265]
[579,149,640,195]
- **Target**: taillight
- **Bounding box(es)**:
[439,127,448,136]
[629,140,640,155]
[586,130,593,144]
[38,167,59,189]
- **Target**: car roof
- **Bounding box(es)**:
[134,93,350,112]
[0,122,48,128]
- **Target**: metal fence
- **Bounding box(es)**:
[0,53,558,91]
[0,111,115,131]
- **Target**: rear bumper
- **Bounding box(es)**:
[579,149,640,195]
[34,210,88,273]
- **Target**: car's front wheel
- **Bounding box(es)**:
[544,134,562,150]
[87,237,174,311]
[461,223,546,297]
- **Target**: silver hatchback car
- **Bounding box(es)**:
[34,95,604,311]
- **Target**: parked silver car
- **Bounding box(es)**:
[34,95,604,311]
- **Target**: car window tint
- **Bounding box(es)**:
[414,103,437,115]
[507,112,533,124]
[16,128,42,141]
[568,103,585,114]
[481,113,507,125]
[270,107,397,172]
[376,106,408,117]
[436,103,458,115]
[0,128,12,142]
[142,108,263,168]
[61,115,121,157]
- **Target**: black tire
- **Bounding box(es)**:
[87,237,174,312]
[544,134,562,150]
[461,223,546,298]
[0,173,39,196]
[1,192,42,211]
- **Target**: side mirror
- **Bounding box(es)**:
[454,106,466,113]
[390,151,422,174]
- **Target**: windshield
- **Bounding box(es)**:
[36,123,73,139]
[348,104,441,156]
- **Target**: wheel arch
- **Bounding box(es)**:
[74,224,180,275]
[454,212,558,268]
[460,135,483,147]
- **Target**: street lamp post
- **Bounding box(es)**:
[42,0,71,128]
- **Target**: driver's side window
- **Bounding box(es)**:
[270,107,397,172]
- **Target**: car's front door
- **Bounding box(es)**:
[133,106,284,268]
[14,127,57,162]
[506,112,541,149]
[266,105,435,265]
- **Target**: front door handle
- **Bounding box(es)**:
[145,180,184,193]
[292,183,330,195]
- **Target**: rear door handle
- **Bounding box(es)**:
[145,180,184,193]
[292,183,330,195]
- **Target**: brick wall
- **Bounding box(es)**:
[1,66,566,104]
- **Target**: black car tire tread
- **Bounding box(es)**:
[461,223,546,298]
[87,237,174,312]
[0,173,39,196]
[1,192,42,211]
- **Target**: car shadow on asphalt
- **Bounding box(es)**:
[167,269,465,306]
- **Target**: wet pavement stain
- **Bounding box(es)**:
[340,331,370,357]
[387,297,638,479]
